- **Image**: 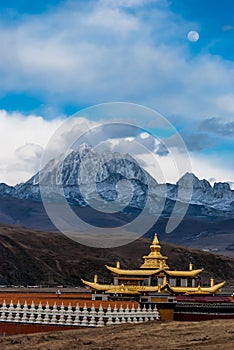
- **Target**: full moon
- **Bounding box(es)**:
[187,30,199,42]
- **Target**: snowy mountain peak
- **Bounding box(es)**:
[172,172,233,211]
[177,172,199,188]
[0,183,15,196]
[0,145,233,215]
[8,144,152,209]
[213,182,231,191]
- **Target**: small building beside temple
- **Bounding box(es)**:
[82,234,225,298]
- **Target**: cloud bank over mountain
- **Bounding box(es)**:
[0,109,233,187]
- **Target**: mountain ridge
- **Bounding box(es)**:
[0,223,234,286]
[0,144,233,215]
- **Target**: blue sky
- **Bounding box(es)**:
[0,0,233,185]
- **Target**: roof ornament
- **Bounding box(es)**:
[151,233,160,246]
[210,277,214,287]
[141,233,169,269]
[94,274,98,283]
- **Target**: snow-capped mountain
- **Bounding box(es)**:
[0,183,16,196]
[167,172,234,212]
[10,144,154,210]
[0,144,233,215]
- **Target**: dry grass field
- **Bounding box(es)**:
[0,319,234,350]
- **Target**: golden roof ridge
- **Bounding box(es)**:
[105,265,163,276]
[162,281,225,294]
[164,268,204,277]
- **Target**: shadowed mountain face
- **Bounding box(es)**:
[0,224,234,286]
[0,144,233,254]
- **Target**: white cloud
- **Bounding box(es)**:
[0,0,233,121]
[6,143,43,185]
[189,154,234,184]
[125,137,135,141]
[0,110,63,185]
[86,6,139,34]
[140,132,150,139]
[216,94,234,114]
[15,143,43,162]
[135,150,234,185]
[100,0,157,8]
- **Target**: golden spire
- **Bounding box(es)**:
[149,234,162,257]
[140,233,169,269]
[152,233,160,245]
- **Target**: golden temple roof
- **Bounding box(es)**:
[162,281,225,295]
[81,279,113,291]
[82,278,225,296]
[81,279,161,293]
[105,265,203,277]
[105,265,162,276]
[164,269,203,277]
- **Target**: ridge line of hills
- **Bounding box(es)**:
[0,223,234,287]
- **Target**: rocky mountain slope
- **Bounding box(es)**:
[0,224,234,286]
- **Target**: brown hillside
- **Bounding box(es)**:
[0,224,234,286]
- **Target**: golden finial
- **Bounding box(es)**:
[94,274,98,283]
[152,233,160,246]
[150,233,161,253]
[210,277,214,287]
[189,262,193,271]
[116,261,120,269]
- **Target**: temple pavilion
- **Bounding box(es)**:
[82,234,225,296]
